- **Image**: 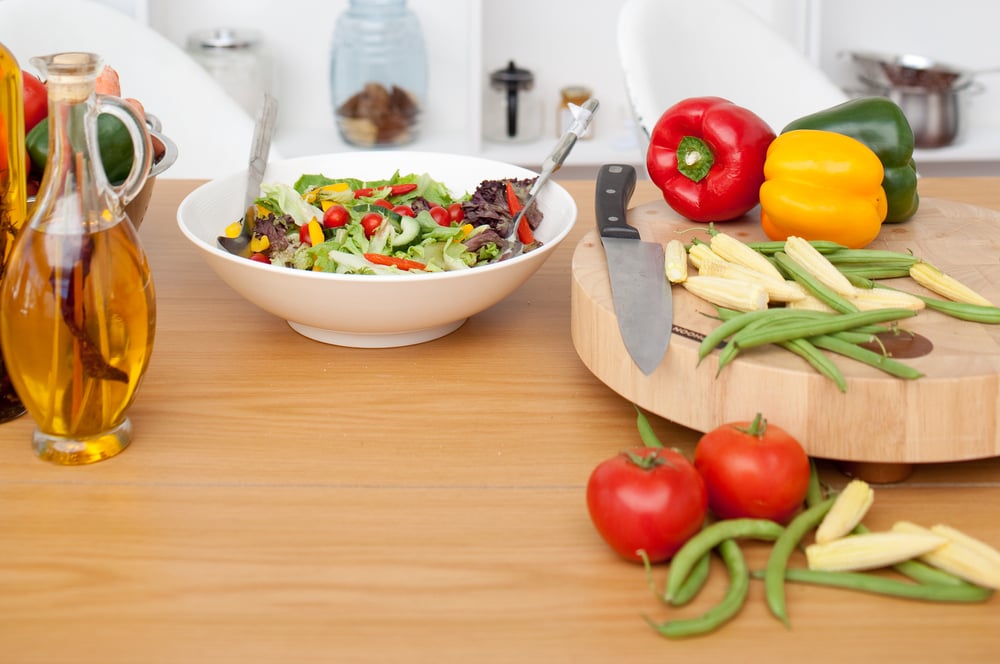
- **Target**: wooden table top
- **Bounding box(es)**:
[1,176,998,663]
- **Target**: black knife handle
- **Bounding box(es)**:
[595,164,639,240]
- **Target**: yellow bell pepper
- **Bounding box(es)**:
[759,129,888,249]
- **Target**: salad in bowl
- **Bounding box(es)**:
[228,169,543,273]
[177,151,577,348]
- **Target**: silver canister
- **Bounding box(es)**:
[186,28,273,117]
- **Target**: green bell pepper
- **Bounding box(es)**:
[26,113,135,185]
[782,96,919,223]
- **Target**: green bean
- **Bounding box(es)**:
[778,338,847,393]
[914,295,1000,324]
[714,340,741,376]
[773,251,859,314]
[824,249,917,267]
[837,265,914,280]
[633,405,663,448]
[764,497,836,626]
[766,568,993,603]
[649,539,750,638]
[669,550,712,607]
[714,309,848,389]
[845,273,877,289]
[828,329,877,345]
[748,239,846,255]
[698,308,815,361]
[665,518,785,602]
[809,334,924,380]
[731,308,917,351]
[805,459,826,508]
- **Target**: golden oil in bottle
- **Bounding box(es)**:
[0,40,28,423]
[0,52,155,464]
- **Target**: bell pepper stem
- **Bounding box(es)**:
[676,135,715,182]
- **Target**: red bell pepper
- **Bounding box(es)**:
[353,183,418,198]
[363,253,426,271]
[646,96,775,223]
[504,180,535,244]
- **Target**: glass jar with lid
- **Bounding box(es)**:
[329,0,427,147]
[186,28,273,117]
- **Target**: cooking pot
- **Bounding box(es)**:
[846,51,993,148]
[858,78,975,148]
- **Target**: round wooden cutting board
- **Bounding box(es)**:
[571,197,1000,467]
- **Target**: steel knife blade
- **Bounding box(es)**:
[595,164,672,375]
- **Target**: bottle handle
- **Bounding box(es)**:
[97,95,153,206]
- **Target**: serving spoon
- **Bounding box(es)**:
[218,93,279,257]
[497,97,599,261]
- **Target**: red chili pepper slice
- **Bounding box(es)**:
[504,180,535,244]
[363,253,426,271]
[353,183,419,199]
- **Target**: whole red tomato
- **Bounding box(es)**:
[22,72,47,134]
[586,447,707,563]
[693,413,810,524]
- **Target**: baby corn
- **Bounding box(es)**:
[784,235,856,296]
[709,231,785,281]
[786,294,836,312]
[682,275,769,312]
[696,258,807,302]
[909,261,994,307]
[847,286,926,312]
[815,479,874,544]
[806,531,946,572]
[687,242,725,270]
[892,521,1000,589]
[664,239,689,284]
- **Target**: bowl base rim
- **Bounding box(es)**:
[286,318,467,348]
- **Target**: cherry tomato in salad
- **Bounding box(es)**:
[428,205,450,226]
[323,204,350,228]
[299,224,312,246]
[447,202,465,223]
[373,199,393,210]
[360,212,384,237]
[586,447,707,563]
[693,413,810,524]
[22,72,47,134]
[391,204,415,217]
[249,253,271,263]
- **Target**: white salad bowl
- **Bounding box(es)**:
[176,151,578,348]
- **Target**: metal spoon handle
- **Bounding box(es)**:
[510,97,599,235]
[245,93,279,209]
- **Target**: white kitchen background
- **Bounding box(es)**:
[92,0,1000,176]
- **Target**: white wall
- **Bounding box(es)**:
[98,0,805,152]
[814,0,1000,130]
[84,0,1000,171]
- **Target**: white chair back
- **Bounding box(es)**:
[0,0,278,179]
[618,0,848,154]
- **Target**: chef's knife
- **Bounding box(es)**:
[596,164,672,375]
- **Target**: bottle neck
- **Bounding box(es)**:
[34,87,113,232]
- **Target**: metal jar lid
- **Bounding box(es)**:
[489,60,535,91]
[187,28,262,52]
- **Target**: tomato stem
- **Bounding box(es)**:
[738,412,768,438]
[623,449,672,470]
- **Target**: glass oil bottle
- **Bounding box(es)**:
[0,52,155,464]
